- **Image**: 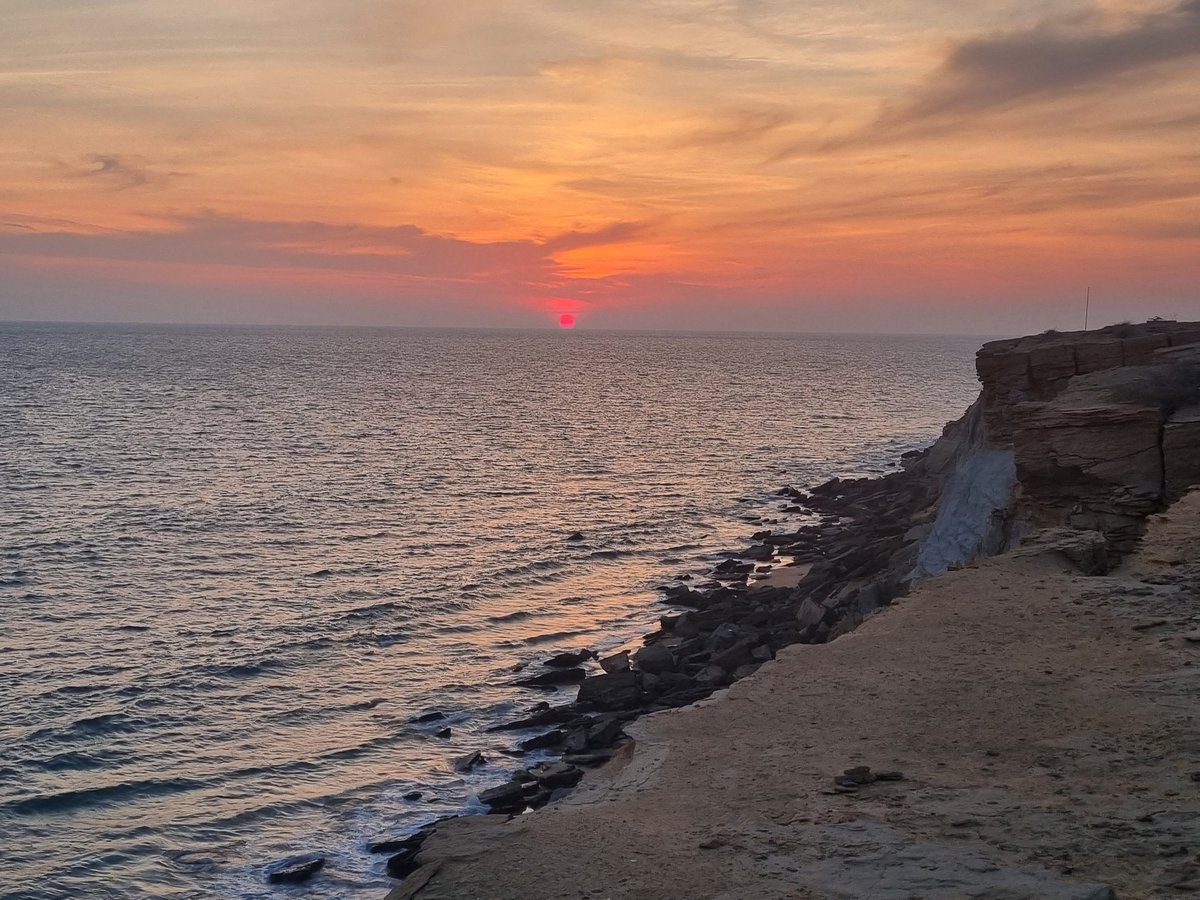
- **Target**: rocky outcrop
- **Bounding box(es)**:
[976,320,1200,440]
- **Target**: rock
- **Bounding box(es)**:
[566,531,585,541]
[368,831,428,854]
[386,849,423,879]
[1184,631,1200,643]
[519,730,564,750]
[411,711,447,724]
[490,702,573,731]
[266,854,325,884]
[695,665,727,688]
[599,650,631,674]
[576,671,644,711]
[586,716,625,747]
[435,727,451,738]
[403,790,423,801]
[453,750,485,772]
[712,639,754,672]
[1017,528,1110,576]
[563,750,613,766]
[562,728,588,753]
[633,643,675,674]
[478,780,526,809]
[742,544,774,561]
[515,667,587,687]
[875,770,905,781]
[529,761,584,789]
[544,649,595,668]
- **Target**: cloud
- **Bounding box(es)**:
[0,212,649,294]
[859,0,1200,140]
[673,107,796,149]
[57,153,184,191]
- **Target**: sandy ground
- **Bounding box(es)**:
[390,494,1200,899]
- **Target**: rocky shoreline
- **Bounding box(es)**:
[270,320,1200,894]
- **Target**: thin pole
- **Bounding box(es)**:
[1084,286,1090,331]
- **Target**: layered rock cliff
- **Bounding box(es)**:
[960,320,1200,559]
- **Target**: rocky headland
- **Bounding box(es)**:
[353,321,1200,898]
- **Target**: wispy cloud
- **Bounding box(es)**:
[57,153,184,191]
[866,0,1200,139]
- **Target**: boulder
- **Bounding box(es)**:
[386,848,422,879]
[478,781,526,809]
[544,649,595,668]
[453,750,485,773]
[634,643,675,674]
[576,671,644,711]
[519,730,564,751]
[266,854,325,885]
[515,667,587,687]
[529,761,584,789]
[599,650,631,674]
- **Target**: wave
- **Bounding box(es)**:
[6,775,209,815]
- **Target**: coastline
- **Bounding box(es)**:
[391,491,1200,898]
[368,320,1200,898]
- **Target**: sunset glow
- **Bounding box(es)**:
[1,1,1198,332]
[559,314,576,329]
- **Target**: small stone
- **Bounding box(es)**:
[874,770,905,781]
[435,727,451,738]
[403,790,423,801]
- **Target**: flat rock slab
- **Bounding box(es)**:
[796,822,1113,900]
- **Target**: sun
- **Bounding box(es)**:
[558,314,576,329]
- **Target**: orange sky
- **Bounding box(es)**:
[1,0,1198,332]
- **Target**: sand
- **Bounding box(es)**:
[391,493,1200,899]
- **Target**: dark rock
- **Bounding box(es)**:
[519,729,564,750]
[479,781,526,808]
[562,728,589,753]
[577,670,644,711]
[599,650,631,674]
[266,854,325,885]
[875,770,905,781]
[386,849,422,879]
[796,598,825,628]
[489,702,575,732]
[586,716,626,747]
[368,831,428,854]
[529,761,584,789]
[563,750,613,766]
[731,663,761,680]
[566,531,585,541]
[453,750,485,772]
[403,790,423,801]
[544,649,595,668]
[750,644,773,662]
[634,643,675,674]
[515,667,587,687]
[435,727,452,738]
[695,665,727,688]
[411,711,447,724]
[712,639,754,672]
[742,544,774,561]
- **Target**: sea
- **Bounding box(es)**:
[0,323,983,898]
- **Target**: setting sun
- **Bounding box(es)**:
[558,314,576,329]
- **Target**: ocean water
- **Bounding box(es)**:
[0,324,983,898]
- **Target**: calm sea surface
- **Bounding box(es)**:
[0,324,982,898]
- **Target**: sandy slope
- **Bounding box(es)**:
[391,494,1200,899]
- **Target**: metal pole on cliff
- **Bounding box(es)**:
[1084,286,1091,331]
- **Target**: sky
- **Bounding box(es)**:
[1,0,1198,333]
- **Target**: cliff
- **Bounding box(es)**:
[915,319,1200,575]
[369,322,1200,899]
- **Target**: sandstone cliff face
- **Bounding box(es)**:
[919,320,1200,568]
